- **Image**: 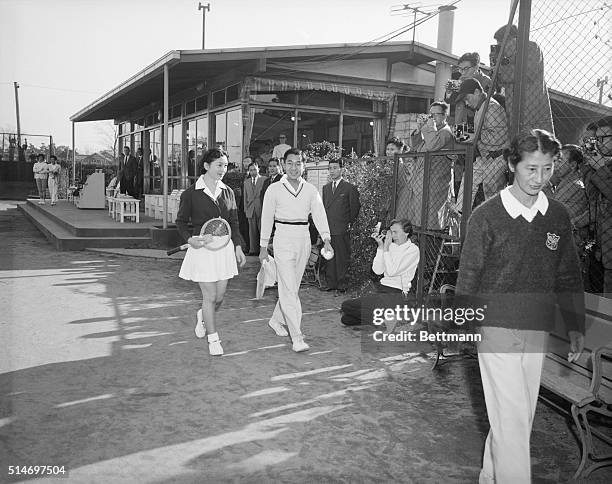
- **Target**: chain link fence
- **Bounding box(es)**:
[528,0,612,294]
[389,0,612,299]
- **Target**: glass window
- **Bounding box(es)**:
[298,90,340,108]
[249,90,298,105]
[119,122,130,135]
[297,111,339,149]
[119,135,132,152]
[215,112,226,150]
[134,119,145,131]
[186,116,208,180]
[185,100,196,116]
[226,83,240,103]
[226,109,243,168]
[213,90,225,108]
[397,96,429,114]
[168,123,182,190]
[170,104,182,120]
[196,95,208,111]
[146,111,160,127]
[345,95,373,112]
[148,128,161,193]
[342,116,374,157]
[249,108,294,162]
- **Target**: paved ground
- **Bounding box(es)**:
[0,203,609,483]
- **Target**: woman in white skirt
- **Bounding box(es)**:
[176,148,246,355]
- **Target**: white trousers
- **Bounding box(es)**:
[477,327,548,484]
[269,234,311,339]
[48,177,58,203]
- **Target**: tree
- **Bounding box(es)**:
[96,121,119,163]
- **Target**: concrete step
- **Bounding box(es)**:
[19,203,152,251]
[25,200,152,237]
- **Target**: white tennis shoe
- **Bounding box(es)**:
[207,333,223,356]
[292,336,310,353]
[268,320,288,337]
[195,309,206,339]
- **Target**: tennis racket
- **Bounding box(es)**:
[167,217,231,255]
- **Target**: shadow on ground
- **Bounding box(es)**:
[0,208,609,483]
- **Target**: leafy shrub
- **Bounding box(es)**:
[342,156,394,288]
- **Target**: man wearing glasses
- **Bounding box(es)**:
[447,52,492,126]
[408,101,455,229]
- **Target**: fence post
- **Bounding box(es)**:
[512,0,532,138]
[460,144,475,244]
[391,154,399,219]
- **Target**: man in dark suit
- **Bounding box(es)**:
[260,158,283,205]
[322,159,360,292]
[118,146,138,197]
[243,161,267,255]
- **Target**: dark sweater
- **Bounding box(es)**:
[175,184,244,249]
[455,194,585,334]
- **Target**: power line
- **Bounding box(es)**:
[0,82,98,94]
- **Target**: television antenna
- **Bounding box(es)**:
[390,3,456,52]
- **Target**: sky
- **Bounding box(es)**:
[0,0,600,154]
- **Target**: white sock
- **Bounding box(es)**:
[207,333,220,343]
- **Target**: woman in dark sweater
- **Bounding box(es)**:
[176,148,246,356]
[456,129,585,483]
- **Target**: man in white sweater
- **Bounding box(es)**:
[259,148,333,352]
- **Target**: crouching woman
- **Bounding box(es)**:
[340,219,420,326]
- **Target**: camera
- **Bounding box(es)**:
[454,123,471,142]
[582,136,598,153]
[490,44,511,67]
[417,113,429,124]
[446,79,462,92]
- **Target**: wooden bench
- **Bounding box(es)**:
[540,294,612,481]
[113,197,140,223]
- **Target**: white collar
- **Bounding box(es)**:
[280,174,304,194]
[332,177,343,185]
[195,175,227,200]
[500,186,549,223]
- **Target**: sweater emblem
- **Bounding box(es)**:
[546,232,560,251]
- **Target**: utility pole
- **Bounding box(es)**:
[198,2,210,50]
[597,76,609,104]
[14,82,21,148]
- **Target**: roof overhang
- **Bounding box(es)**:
[70,41,458,123]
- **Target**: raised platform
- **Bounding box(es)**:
[19,199,180,251]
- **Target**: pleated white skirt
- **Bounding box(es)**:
[179,241,238,282]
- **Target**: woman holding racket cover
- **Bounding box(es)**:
[176,148,246,356]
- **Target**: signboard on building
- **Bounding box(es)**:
[304,161,330,196]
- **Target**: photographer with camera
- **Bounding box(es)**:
[492,25,554,137]
[453,78,509,211]
[446,52,492,126]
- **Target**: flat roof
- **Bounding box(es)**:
[70,41,457,122]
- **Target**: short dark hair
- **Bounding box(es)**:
[458,52,480,66]
[268,157,280,165]
[561,144,584,168]
[247,161,259,169]
[457,78,484,98]
[123,146,131,152]
[50,155,57,161]
[37,153,45,160]
[504,129,561,168]
[329,158,344,168]
[389,218,413,237]
[430,101,449,114]
[385,137,405,151]
[283,148,302,162]
[494,24,519,42]
[200,148,228,174]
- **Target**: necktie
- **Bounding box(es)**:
[252,177,255,186]
[332,181,337,193]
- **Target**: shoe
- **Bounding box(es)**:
[207,333,223,356]
[38,201,45,205]
[269,320,288,337]
[194,309,206,339]
[292,336,310,353]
